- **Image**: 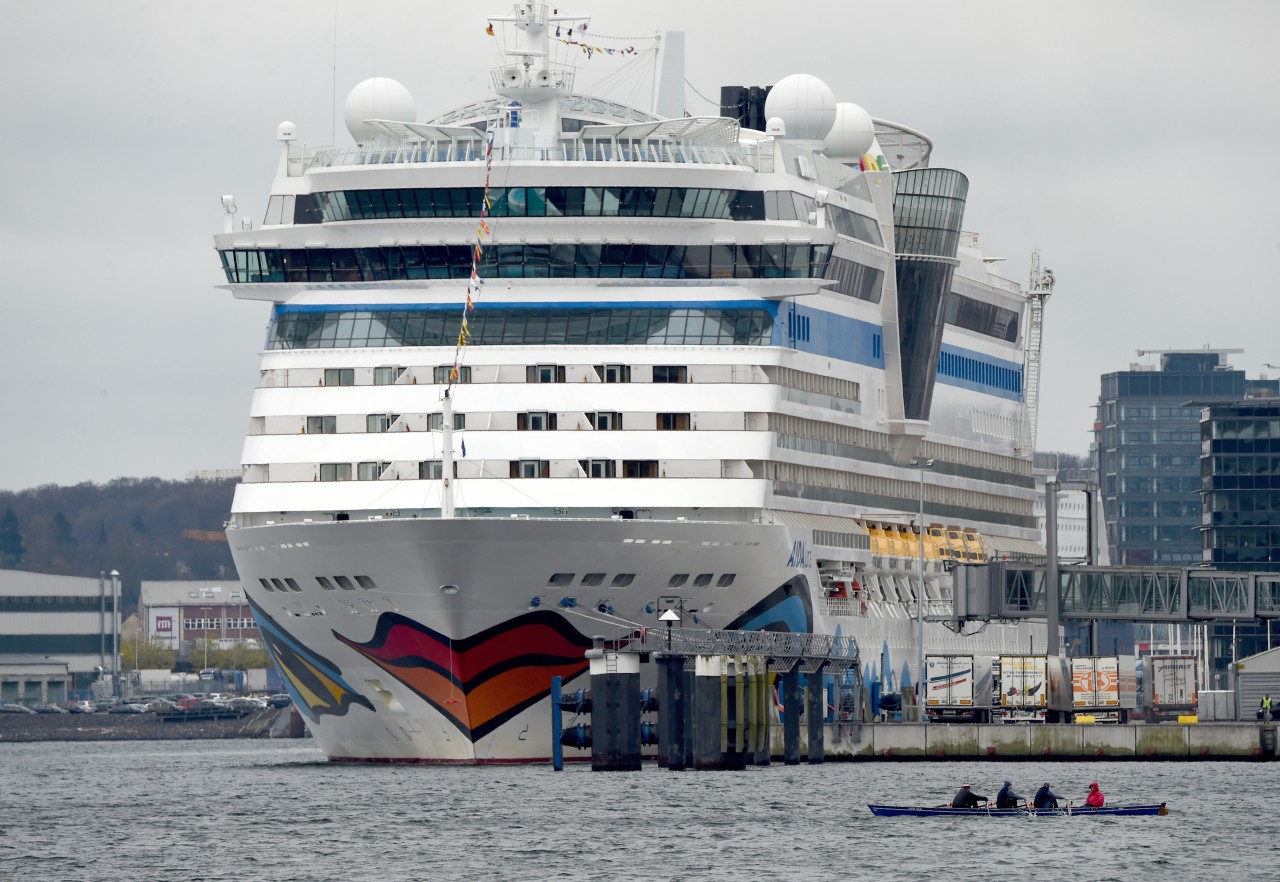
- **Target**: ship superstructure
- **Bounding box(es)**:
[215,4,1045,761]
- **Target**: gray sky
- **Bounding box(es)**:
[2,1,1277,492]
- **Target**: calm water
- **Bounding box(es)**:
[1,740,1276,881]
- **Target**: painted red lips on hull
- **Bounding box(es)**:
[335,610,599,741]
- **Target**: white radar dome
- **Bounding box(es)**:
[764,74,836,141]
[825,102,876,159]
[343,77,416,143]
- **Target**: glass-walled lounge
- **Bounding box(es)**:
[220,243,833,284]
[267,305,775,350]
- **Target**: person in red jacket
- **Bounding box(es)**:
[1085,781,1105,808]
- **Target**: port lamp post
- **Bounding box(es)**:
[911,459,933,719]
[110,570,121,699]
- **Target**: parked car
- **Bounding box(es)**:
[33,703,69,714]
[66,700,96,714]
[228,697,267,712]
[107,703,149,714]
[267,694,293,708]
[0,703,37,714]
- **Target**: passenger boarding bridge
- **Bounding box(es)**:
[953,562,1280,624]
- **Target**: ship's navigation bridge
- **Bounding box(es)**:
[954,562,1280,624]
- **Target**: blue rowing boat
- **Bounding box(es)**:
[868,803,1168,817]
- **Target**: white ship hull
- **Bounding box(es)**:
[232,516,1038,762]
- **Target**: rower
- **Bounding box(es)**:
[1085,781,1105,808]
[952,783,987,809]
[1033,782,1061,810]
[995,780,1022,809]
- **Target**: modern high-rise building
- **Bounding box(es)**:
[1096,350,1245,566]
[1096,350,1279,678]
[1200,397,1280,570]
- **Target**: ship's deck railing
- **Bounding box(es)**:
[307,137,752,171]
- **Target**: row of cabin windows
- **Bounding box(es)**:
[505,460,660,479]
[304,410,687,435]
[320,364,681,387]
[544,572,735,588]
[308,414,466,434]
[258,575,378,593]
[316,460,661,481]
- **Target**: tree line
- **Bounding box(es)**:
[0,477,238,611]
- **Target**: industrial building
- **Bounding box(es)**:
[0,568,122,699]
[139,579,258,653]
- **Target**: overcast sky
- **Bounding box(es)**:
[2,1,1277,492]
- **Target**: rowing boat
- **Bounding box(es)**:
[868,803,1168,817]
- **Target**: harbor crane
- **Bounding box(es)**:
[1018,249,1055,455]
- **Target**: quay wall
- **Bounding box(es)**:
[798,722,1272,761]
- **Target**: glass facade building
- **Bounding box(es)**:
[1201,400,1280,569]
[1096,351,1245,567]
[891,168,968,421]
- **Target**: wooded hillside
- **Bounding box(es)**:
[0,478,237,610]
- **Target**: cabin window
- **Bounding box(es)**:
[319,463,351,482]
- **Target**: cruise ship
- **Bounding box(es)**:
[216,4,1046,762]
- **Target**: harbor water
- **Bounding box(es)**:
[2,740,1277,881]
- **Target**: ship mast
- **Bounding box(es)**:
[1019,249,1055,455]
[441,390,455,518]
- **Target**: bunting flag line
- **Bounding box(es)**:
[485,20,656,60]
[448,129,497,393]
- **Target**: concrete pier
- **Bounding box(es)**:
[587,646,641,771]
[781,667,801,765]
[797,722,1275,760]
[805,665,825,764]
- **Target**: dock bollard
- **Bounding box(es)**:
[782,666,801,765]
[806,664,826,764]
[656,653,687,770]
[587,638,641,771]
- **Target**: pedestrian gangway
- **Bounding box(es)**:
[953,562,1280,624]
[630,624,861,675]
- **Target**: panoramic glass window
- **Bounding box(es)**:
[267,307,773,350]
[220,242,831,284]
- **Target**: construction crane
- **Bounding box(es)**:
[1018,249,1055,456]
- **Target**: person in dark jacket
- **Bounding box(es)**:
[952,784,987,809]
[1033,782,1060,810]
[995,780,1022,809]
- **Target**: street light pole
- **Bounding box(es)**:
[110,570,120,699]
[912,459,933,717]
